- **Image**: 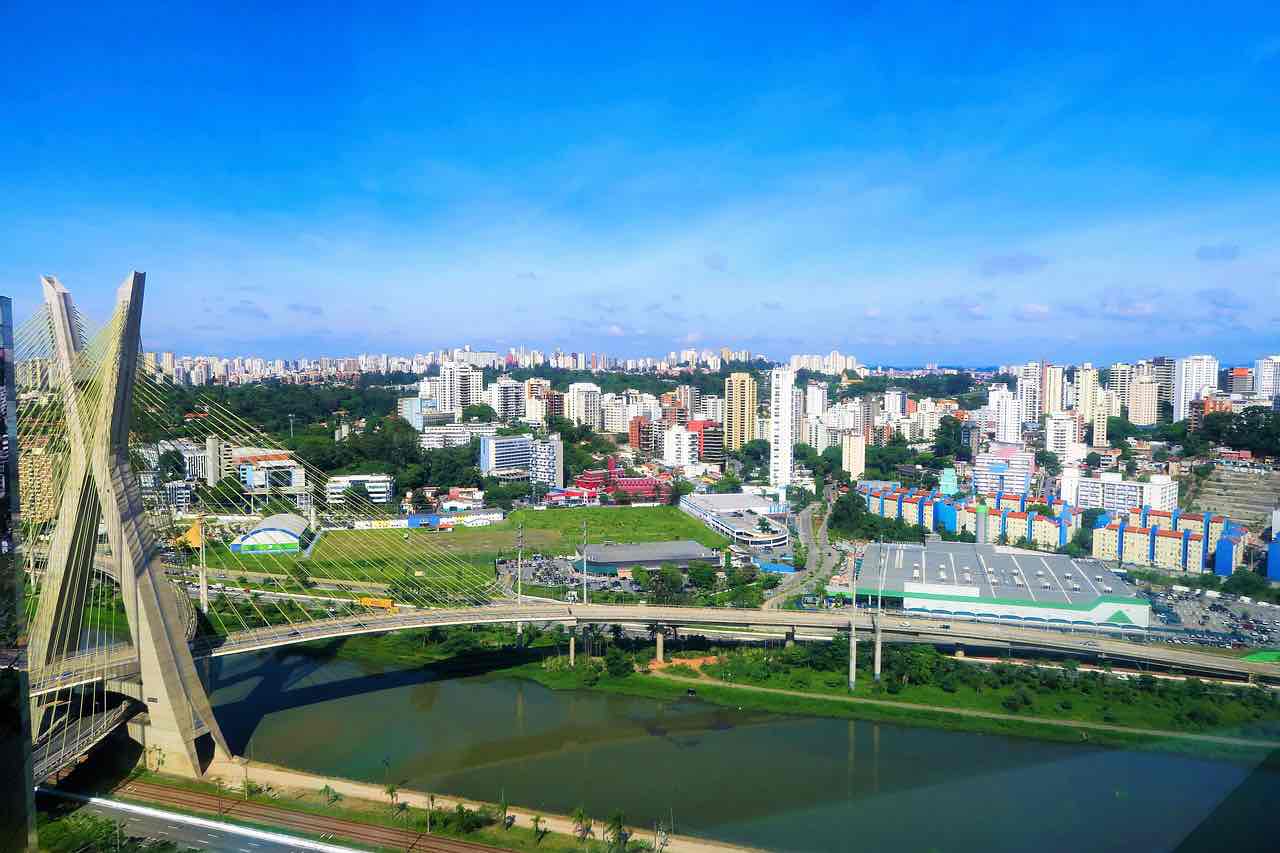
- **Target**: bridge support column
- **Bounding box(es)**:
[656,629,664,664]
[569,634,576,666]
[848,622,856,690]
[873,613,882,682]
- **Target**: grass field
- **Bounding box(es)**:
[201,506,726,586]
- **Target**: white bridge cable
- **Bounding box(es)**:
[131,371,503,613]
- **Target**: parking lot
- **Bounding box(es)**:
[1144,587,1279,649]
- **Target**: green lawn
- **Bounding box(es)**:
[508,505,728,550]
[198,506,724,591]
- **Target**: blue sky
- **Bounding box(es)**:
[2,2,1278,364]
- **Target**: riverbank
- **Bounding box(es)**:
[508,659,1278,761]
[127,761,762,853]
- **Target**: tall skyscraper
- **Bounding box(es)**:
[1130,379,1159,426]
[1150,355,1175,404]
[1108,362,1134,410]
[841,432,866,480]
[1016,362,1042,424]
[439,360,484,415]
[1076,364,1099,424]
[989,384,1021,445]
[724,372,757,452]
[1041,364,1065,415]
[769,367,795,489]
[1255,355,1280,400]
[1173,355,1220,422]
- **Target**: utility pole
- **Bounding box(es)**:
[198,513,209,614]
[516,522,524,637]
[848,547,857,690]
[288,413,295,438]
[581,520,588,605]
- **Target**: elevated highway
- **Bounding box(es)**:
[27,601,1280,698]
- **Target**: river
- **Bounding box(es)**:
[207,648,1280,852]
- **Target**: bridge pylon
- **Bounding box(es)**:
[27,273,230,778]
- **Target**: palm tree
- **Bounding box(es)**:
[384,783,398,813]
[427,794,435,834]
[319,784,342,807]
[394,802,410,824]
[606,810,627,851]
[571,805,593,842]
[531,815,545,845]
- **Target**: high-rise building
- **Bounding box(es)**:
[160,351,176,378]
[1016,362,1042,424]
[989,384,1021,445]
[662,424,699,468]
[1228,367,1254,395]
[565,382,602,429]
[1254,356,1280,399]
[1173,355,1220,422]
[439,360,484,415]
[1129,379,1159,426]
[1076,364,1099,424]
[805,382,828,417]
[1044,412,1078,458]
[1041,364,1065,414]
[1091,393,1109,447]
[530,436,564,489]
[841,432,866,480]
[698,394,726,423]
[686,420,725,465]
[1108,362,1134,410]
[1150,356,1176,404]
[769,367,795,489]
[483,376,525,421]
[724,372,758,452]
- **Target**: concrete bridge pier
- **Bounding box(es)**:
[656,629,664,664]
[569,634,576,666]
[848,622,857,690]
[873,613,883,682]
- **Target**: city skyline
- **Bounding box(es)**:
[3,4,1279,362]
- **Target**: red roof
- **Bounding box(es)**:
[1126,527,1152,535]
[1156,529,1183,539]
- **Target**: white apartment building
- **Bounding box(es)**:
[1016,362,1042,424]
[972,446,1034,495]
[841,432,866,480]
[439,361,484,414]
[1255,355,1280,399]
[483,376,525,421]
[988,384,1021,445]
[805,382,828,417]
[698,394,726,423]
[1109,362,1134,410]
[1076,365,1099,424]
[769,367,795,489]
[1042,364,1065,414]
[1061,470,1178,513]
[421,421,497,450]
[1044,412,1079,458]
[1129,379,1159,426]
[1092,390,1110,447]
[326,473,396,505]
[530,435,564,488]
[565,382,603,429]
[1173,355,1220,422]
[662,424,699,468]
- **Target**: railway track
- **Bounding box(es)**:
[115,780,506,852]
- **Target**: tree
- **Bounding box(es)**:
[320,784,342,807]
[1085,451,1102,469]
[606,811,628,852]
[384,783,399,812]
[687,562,717,590]
[532,815,547,845]
[572,806,594,841]
[710,473,743,493]
[1035,449,1061,477]
[156,448,187,482]
[605,645,633,678]
[932,415,969,461]
[462,403,497,422]
[342,482,372,505]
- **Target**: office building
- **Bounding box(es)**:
[769,367,795,489]
[326,473,396,505]
[1173,355,1219,422]
[686,419,725,465]
[420,421,496,450]
[478,434,533,474]
[724,372,758,452]
[841,432,866,480]
[1129,379,1159,426]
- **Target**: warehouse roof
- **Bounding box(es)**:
[250,512,310,537]
[584,540,720,564]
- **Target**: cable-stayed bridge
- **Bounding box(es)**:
[9,273,1280,788]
